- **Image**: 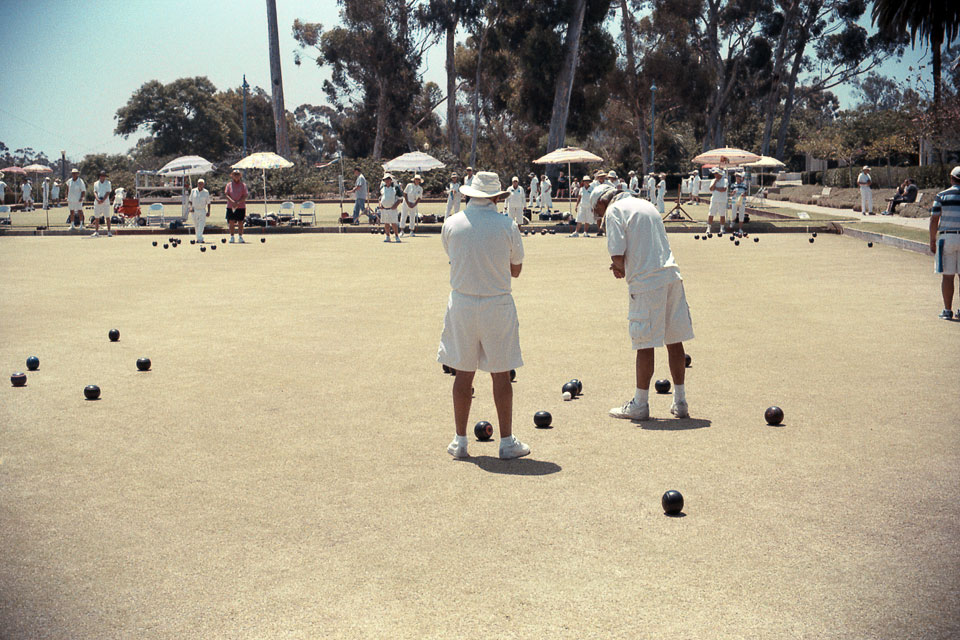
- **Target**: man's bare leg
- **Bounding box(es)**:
[635,348,655,391]
[453,370,476,437]
[944,275,956,310]
[666,342,686,386]
[491,371,513,438]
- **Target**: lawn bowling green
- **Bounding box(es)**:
[1,231,958,639]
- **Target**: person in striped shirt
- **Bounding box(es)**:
[930,166,960,319]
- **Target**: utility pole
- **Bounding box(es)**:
[242,75,250,157]
[266,0,291,157]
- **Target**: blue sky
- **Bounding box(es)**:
[0,0,930,163]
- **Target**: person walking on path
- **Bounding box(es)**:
[345,167,368,225]
[591,184,694,421]
[930,166,960,320]
[189,178,212,243]
[445,173,461,219]
[570,175,594,237]
[90,171,112,237]
[505,176,526,227]
[706,169,728,233]
[400,174,423,237]
[378,174,402,242]
[65,168,85,229]
[225,169,248,243]
[438,171,529,460]
[858,166,874,215]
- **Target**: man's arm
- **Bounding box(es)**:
[511,263,522,278]
[930,214,940,254]
[610,255,625,279]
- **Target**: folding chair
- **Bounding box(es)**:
[144,202,165,226]
[0,205,10,225]
[298,201,316,226]
[118,197,142,227]
[279,201,296,224]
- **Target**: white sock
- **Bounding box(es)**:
[634,388,648,405]
[500,434,515,445]
[455,434,468,447]
[674,384,686,403]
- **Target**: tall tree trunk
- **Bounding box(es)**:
[545,0,588,171]
[266,0,291,157]
[932,30,943,107]
[620,0,647,174]
[774,42,805,160]
[760,1,800,156]
[446,20,461,157]
[373,77,388,159]
[469,10,501,167]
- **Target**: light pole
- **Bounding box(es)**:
[242,75,250,157]
[650,83,657,173]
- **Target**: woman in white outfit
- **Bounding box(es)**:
[445,173,461,218]
[540,175,552,210]
[528,173,539,209]
[656,174,666,213]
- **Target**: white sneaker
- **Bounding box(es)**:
[197,238,204,244]
[107,231,113,237]
[89,231,99,238]
[447,438,469,459]
[238,237,245,244]
[410,230,416,236]
[569,232,580,238]
[399,231,405,238]
[583,233,591,238]
[383,237,390,243]
[499,437,530,460]
[609,399,649,420]
[670,401,690,419]
[229,237,235,243]
[395,238,402,243]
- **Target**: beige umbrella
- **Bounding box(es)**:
[692,147,761,168]
[232,152,294,217]
[744,155,785,197]
[533,147,604,215]
[23,164,53,226]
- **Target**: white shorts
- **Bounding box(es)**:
[380,207,399,224]
[94,201,111,217]
[67,199,82,211]
[627,280,695,350]
[709,197,728,217]
[935,234,960,274]
[438,292,523,373]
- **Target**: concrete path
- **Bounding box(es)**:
[763,198,930,230]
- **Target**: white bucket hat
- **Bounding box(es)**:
[951,166,960,179]
[460,171,509,199]
[862,166,870,171]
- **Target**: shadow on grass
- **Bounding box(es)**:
[639,418,711,431]
[456,456,562,476]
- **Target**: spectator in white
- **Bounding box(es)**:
[0,172,6,204]
[378,174,402,242]
[730,172,749,231]
[65,168,86,229]
[656,173,666,213]
[462,166,476,188]
[607,170,620,190]
[505,176,525,227]
[51,179,60,206]
[930,166,960,320]
[645,172,656,200]
[189,178,212,243]
[345,167,368,225]
[594,170,608,188]
[90,171,113,237]
[858,166,873,215]
[628,170,639,194]
[540,174,553,210]
[21,179,33,211]
[706,168,728,233]
[438,171,529,460]
[592,184,694,421]
[445,172,462,218]
[42,177,51,210]
[112,186,126,212]
[528,172,540,209]
[400,174,423,237]
[570,174,594,237]
[689,171,702,204]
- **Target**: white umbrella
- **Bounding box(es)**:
[23,164,53,227]
[533,147,604,216]
[382,151,445,173]
[692,147,761,168]
[744,155,785,199]
[157,155,215,176]
[232,152,295,217]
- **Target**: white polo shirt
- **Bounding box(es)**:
[404,183,423,208]
[442,199,524,297]
[605,195,682,295]
[506,185,525,208]
[66,177,86,203]
[463,174,475,188]
[857,172,871,187]
[22,182,32,198]
[380,184,399,208]
[709,176,728,200]
[447,182,460,200]
[93,179,112,201]
[529,176,539,193]
[189,187,211,212]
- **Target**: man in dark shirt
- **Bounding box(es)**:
[884,178,918,215]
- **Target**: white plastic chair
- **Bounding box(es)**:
[0,205,10,225]
[279,201,295,223]
[298,201,316,226]
[144,202,165,226]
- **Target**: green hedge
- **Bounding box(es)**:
[822,165,951,190]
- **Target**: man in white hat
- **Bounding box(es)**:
[930,166,960,319]
[730,172,749,231]
[655,173,666,213]
[591,184,693,421]
[706,168,728,233]
[378,174,402,242]
[570,174,594,237]
[505,176,526,226]
[65,168,86,229]
[540,173,553,210]
[438,171,529,460]
[463,166,476,188]
[445,172,461,219]
[528,172,539,209]
[188,178,211,243]
[400,173,423,237]
[21,179,33,211]
[90,170,113,237]
[857,166,873,215]
[628,170,639,194]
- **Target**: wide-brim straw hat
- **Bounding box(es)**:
[460,171,510,199]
